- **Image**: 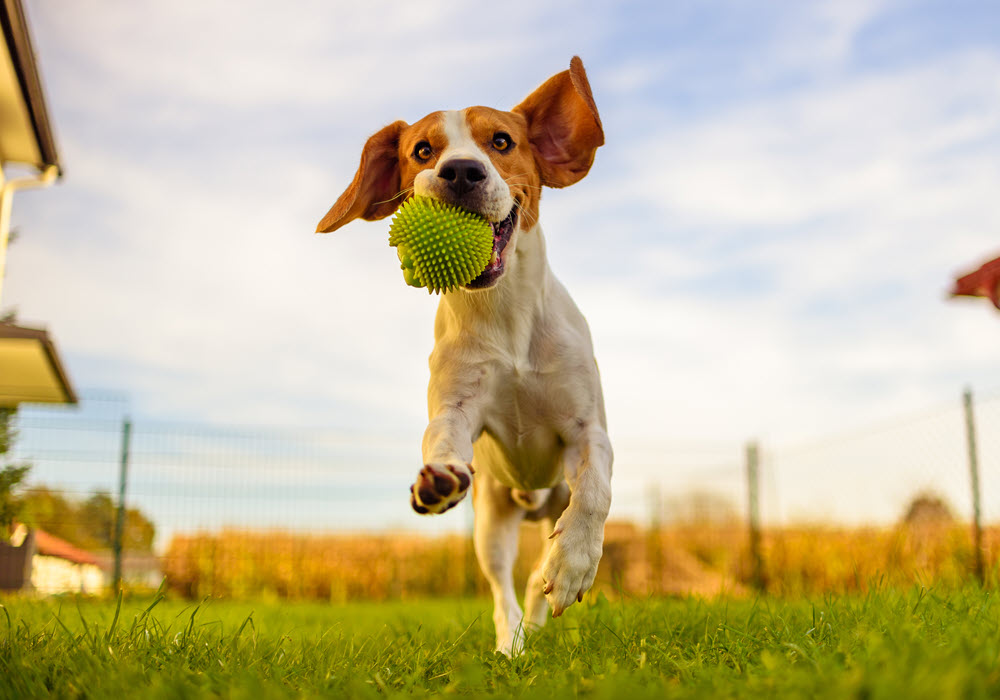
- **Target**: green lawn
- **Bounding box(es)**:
[1,586,998,698]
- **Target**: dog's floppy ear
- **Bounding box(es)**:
[316,120,408,233]
[513,56,604,188]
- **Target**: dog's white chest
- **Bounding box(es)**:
[475,365,567,490]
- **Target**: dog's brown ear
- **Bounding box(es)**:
[316,120,408,233]
[513,56,604,188]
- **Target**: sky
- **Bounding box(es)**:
[4,0,1000,532]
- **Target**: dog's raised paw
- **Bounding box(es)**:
[410,463,472,515]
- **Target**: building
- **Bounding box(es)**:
[0,524,106,594]
[0,0,75,407]
[952,254,1000,311]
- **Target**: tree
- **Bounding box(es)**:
[0,465,30,538]
[18,485,77,543]
[19,487,156,552]
[0,408,30,538]
[78,491,156,552]
[78,492,115,547]
[903,492,954,525]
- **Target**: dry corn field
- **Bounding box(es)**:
[161,520,999,600]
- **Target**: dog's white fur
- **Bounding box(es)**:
[317,57,612,656]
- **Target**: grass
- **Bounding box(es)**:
[1,585,999,698]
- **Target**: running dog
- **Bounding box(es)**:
[317,57,612,655]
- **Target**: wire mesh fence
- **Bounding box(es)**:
[762,392,999,527]
[3,387,998,599]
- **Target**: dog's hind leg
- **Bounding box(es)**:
[473,471,527,656]
[523,519,555,631]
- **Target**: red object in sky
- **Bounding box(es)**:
[952,255,1000,310]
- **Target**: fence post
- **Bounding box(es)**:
[746,441,765,592]
[112,417,132,593]
[963,388,984,585]
[648,483,663,594]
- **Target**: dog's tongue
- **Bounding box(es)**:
[468,209,516,287]
[489,212,515,265]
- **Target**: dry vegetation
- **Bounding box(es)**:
[161,519,998,600]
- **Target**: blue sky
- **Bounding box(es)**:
[5,0,1000,504]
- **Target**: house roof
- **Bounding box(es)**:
[0,322,76,406]
[0,4,73,409]
[33,528,100,567]
[952,254,1000,310]
[0,0,59,172]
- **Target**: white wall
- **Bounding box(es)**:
[31,555,106,595]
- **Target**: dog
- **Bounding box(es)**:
[317,57,612,656]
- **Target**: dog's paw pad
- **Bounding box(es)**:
[410,463,472,514]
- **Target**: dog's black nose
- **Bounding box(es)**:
[438,158,487,196]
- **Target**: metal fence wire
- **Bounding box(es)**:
[5,388,999,598]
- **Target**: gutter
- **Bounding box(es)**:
[0,163,57,309]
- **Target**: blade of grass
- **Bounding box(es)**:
[105,588,124,643]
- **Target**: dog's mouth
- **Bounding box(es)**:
[466,206,518,290]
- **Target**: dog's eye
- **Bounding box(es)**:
[492,132,513,152]
[414,141,433,161]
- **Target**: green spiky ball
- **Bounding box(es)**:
[388,197,493,294]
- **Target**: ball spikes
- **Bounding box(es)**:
[388,197,493,294]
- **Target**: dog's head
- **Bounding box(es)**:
[317,56,604,290]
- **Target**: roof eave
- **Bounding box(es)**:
[0,0,59,175]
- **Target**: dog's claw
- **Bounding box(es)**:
[577,591,583,603]
[543,581,554,595]
[548,527,563,540]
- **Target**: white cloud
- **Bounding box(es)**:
[616,50,1000,230]
[772,0,896,69]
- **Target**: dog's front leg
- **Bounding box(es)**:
[542,424,613,616]
[410,405,478,515]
